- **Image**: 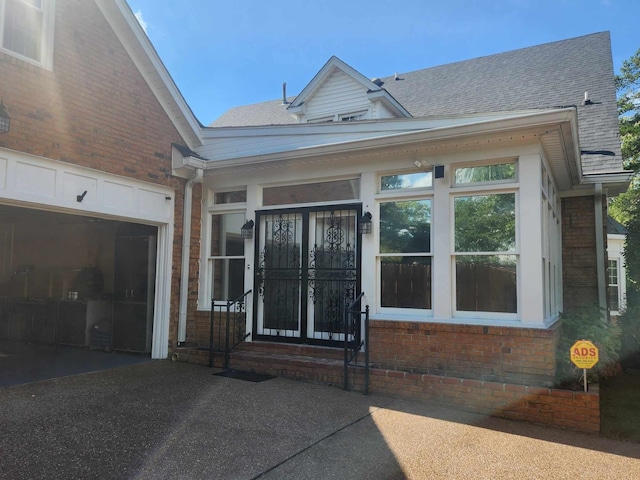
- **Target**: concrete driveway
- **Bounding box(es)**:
[1,361,639,480]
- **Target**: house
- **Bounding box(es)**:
[0,1,629,432]
[176,31,630,431]
[607,216,627,318]
[0,0,202,359]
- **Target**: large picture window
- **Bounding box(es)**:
[0,0,53,67]
[454,193,517,314]
[379,199,432,309]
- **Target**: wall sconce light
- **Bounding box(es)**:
[0,100,10,133]
[241,219,254,239]
[359,212,372,235]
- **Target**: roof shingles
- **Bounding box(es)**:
[209,32,622,174]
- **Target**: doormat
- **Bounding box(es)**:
[214,369,276,382]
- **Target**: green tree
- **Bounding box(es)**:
[609,48,640,359]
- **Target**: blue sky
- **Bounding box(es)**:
[126,0,640,126]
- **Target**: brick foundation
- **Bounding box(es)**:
[171,335,599,434]
[369,320,558,387]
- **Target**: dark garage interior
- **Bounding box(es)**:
[0,204,158,386]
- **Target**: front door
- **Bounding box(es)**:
[253,205,361,346]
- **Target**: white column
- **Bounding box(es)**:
[519,154,545,325]
[432,164,452,320]
[244,183,259,339]
[360,171,376,310]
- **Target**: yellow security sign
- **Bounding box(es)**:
[570,340,599,369]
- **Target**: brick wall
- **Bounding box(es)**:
[561,195,607,311]
[369,320,558,387]
[0,0,194,352]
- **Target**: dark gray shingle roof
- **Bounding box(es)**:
[209,32,622,173]
[607,215,628,235]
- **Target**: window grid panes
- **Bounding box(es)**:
[262,179,359,206]
[210,212,245,302]
[2,0,45,63]
[608,259,620,312]
[454,193,517,314]
[378,199,432,309]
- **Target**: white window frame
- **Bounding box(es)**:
[204,188,248,308]
[451,187,519,321]
[608,258,622,314]
[0,0,55,69]
[376,187,434,315]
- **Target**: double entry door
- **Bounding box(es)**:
[253,205,361,346]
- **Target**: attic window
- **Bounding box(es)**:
[0,0,54,68]
[339,111,367,122]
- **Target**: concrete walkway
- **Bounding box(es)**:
[0,361,638,480]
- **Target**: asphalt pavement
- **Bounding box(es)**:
[1,361,639,480]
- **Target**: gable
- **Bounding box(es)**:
[304,69,373,121]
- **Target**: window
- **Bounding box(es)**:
[454,161,516,185]
[608,259,620,312]
[454,193,517,314]
[263,179,359,206]
[210,212,246,302]
[339,111,367,122]
[378,199,432,309]
[380,171,433,191]
[214,190,246,205]
[0,0,54,68]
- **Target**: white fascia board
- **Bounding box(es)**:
[200,108,580,170]
[95,0,203,149]
[201,109,574,140]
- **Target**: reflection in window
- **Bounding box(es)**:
[454,162,516,185]
[214,190,246,204]
[380,200,431,253]
[381,257,432,309]
[454,193,517,314]
[1,0,49,65]
[211,213,245,301]
[379,199,431,309]
[454,194,515,252]
[455,256,517,313]
[381,172,433,191]
[263,179,359,206]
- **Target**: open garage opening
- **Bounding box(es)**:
[0,203,159,364]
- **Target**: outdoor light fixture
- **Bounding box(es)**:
[0,101,10,133]
[241,219,254,240]
[359,211,372,235]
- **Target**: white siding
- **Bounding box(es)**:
[304,70,371,121]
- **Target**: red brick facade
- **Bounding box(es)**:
[0,0,192,349]
[561,195,608,311]
[368,320,558,387]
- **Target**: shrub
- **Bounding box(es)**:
[555,305,621,388]
[618,305,640,362]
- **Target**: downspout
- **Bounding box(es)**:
[178,167,204,344]
[594,183,607,314]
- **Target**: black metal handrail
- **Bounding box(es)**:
[343,292,370,394]
[209,290,252,369]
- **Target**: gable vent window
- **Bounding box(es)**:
[0,0,54,68]
[339,112,367,122]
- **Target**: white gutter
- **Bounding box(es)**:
[178,168,204,344]
[594,183,607,314]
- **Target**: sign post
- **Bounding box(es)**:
[570,340,599,392]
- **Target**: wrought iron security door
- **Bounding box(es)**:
[254,206,361,346]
